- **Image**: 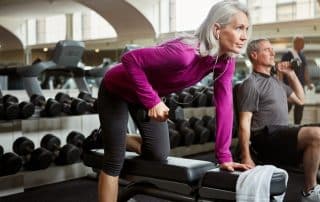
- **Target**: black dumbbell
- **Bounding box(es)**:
[187,86,207,107]
[2,94,35,119]
[188,117,210,144]
[202,115,216,142]
[178,91,193,108]
[30,94,62,117]
[169,128,181,149]
[165,93,179,109]
[78,92,98,113]
[136,106,184,123]
[82,128,104,151]
[175,119,195,146]
[13,136,52,170]
[66,131,85,158]
[0,94,20,120]
[41,134,81,165]
[0,150,22,176]
[55,92,87,115]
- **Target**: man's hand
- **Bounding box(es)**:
[220,161,253,172]
[276,61,294,75]
[148,101,169,122]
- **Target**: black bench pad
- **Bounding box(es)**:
[83,150,216,185]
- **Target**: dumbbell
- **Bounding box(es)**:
[66,131,85,157]
[82,128,104,151]
[13,136,52,170]
[55,92,87,115]
[0,146,22,176]
[0,94,20,120]
[30,94,62,117]
[178,91,193,108]
[202,115,216,142]
[188,117,210,144]
[2,94,35,119]
[78,91,98,113]
[165,93,179,109]
[137,106,184,122]
[175,119,195,146]
[41,134,81,165]
[167,122,181,149]
[187,86,208,107]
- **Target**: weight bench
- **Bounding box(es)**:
[83,150,287,201]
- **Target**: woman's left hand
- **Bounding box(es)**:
[220,161,253,172]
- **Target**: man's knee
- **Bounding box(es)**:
[299,127,320,148]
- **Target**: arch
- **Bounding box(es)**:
[0,25,23,51]
[76,0,156,39]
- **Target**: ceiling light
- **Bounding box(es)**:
[95,48,100,53]
[43,47,48,52]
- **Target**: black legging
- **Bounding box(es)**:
[97,85,170,176]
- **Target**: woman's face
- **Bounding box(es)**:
[217,11,249,55]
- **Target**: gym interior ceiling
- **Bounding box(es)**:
[0,0,320,58]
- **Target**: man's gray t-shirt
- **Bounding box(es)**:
[236,72,293,131]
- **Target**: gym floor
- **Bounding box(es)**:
[0,152,304,202]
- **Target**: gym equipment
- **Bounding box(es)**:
[40,134,81,165]
[0,40,88,104]
[13,136,52,170]
[0,94,20,120]
[83,150,287,202]
[30,94,62,117]
[55,92,87,115]
[175,119,195,146]
[0,144,22,176]
[137,106,184,123]
[201,115,215,142]
[168,128,181,149]
[0,151,22,176]
[187,86,208,107]
[78,91,98,113]
[188,117,210,144]
[2,94,35,119]
[82,128,103,151]
[66,131,85,158]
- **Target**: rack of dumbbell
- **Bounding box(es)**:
[163,83,238,157]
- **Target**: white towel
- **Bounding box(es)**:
[236,165,288,202]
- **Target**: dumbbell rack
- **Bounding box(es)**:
[0,89,98,197]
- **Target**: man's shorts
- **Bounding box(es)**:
[251,125,302,166]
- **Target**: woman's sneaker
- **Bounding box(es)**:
[301,185,320,202]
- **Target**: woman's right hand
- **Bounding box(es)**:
[148,101,169,122]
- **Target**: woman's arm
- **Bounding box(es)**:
[213,58,235,164]
[121,41,192,109]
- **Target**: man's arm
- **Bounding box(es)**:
[278,62,304,105]
[238,111,255,167]
[304,66,314,90]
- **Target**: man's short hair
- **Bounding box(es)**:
[246,38,270,62]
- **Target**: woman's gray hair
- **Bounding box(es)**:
[182,0,251,57]
[246,38,270,62]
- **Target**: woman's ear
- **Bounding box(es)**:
[213,23,221,40]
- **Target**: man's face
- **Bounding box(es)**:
[253,41,275,67]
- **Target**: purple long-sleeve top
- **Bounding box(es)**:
[103,38,235,164]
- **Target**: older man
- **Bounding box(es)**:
[236,38,320,202]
